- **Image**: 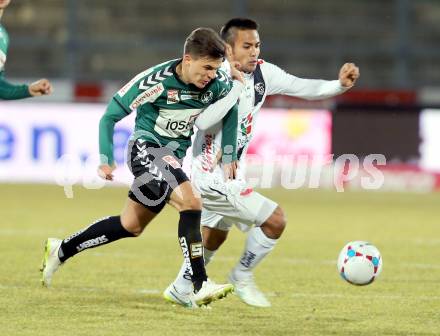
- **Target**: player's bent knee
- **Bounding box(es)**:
[120,215,146,237]
[121,220,144,237]
[121,199,157,237]
[274,207,287,235]
[179,197,202,211]
[262,206,287,239]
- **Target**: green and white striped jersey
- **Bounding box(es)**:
[0,24,31,100]
[100,58,238,165]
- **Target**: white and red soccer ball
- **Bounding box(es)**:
[337,241,383,285]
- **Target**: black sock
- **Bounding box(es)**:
[178,210,207,292]
[58,216,134,262]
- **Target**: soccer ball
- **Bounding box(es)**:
[337,241,382,285]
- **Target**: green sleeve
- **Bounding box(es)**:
[220,104,238,164]
[99,98,130,165]
[0,73,31,100]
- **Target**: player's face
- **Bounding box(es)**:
[230,29,261,73]
[184,55,222,89]
[0,0,11,10]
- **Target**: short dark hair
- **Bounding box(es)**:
[184,27,225,60]
[220,18,259,45]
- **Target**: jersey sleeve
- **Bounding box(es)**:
[113,79,143,114]
[99,98,130,165]
[0,73,31,100]
[220,104,238,164]
[112,65,163,113]
[215,70,238,163]
[263,61,347,100]
[214,69,233,100]
[195,80,243,130]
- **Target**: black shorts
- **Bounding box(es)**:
[127,139,189,213]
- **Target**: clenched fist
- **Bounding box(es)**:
[28,78,53,96]
[338,63,360,88]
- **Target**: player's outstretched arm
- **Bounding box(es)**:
[265,61,360,100]
[195,81,243,130]
[0,75,31,100]
[195,63,244,130]
[28,78,53,96]
[0,76,53,100]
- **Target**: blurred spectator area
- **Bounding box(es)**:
[2,0,440,88]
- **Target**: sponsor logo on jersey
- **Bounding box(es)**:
[240,112,253,137]
[181,94,199,101]
[129,83,164,110]
[200,90,213,104]
[180,90,199,95]
[180,90,200,96]
[201,134,215,172]
[155,108,202,138]
[237,113,254,154]
[167,89,179,104]
[165,119,193,132]
[254,82,265,95]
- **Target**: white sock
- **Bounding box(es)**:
[204,248,216,266]
[231,226,277,281]
[173,247,217,293]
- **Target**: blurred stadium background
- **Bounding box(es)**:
[2,0,440,189]
[1,1,440,335]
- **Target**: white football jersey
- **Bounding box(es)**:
[190,59,347,180]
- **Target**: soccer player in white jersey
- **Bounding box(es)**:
[164,18,360,307]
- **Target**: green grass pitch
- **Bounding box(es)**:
[1,184,439,335]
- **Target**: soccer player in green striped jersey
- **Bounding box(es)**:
[41,27,245,308]
[0,0,52,99]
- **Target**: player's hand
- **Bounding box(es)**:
[28,79,53,96]
[338,63,360,88]
[225,44,245,85]
[98,164,116,181]
[230,61,245,85]
[222,161,239,181]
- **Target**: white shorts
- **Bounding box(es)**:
[194,175,278,232]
